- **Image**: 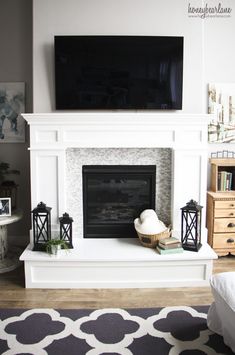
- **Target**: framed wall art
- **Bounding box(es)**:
[208,83,235,143]
[0,82,25,143]
[0,197,11,217]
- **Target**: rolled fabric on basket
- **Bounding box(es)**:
[134,209,170,248]
[134,209,166,235]
[139,209,159,222]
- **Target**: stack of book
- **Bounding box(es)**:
[156,236,183,254]
[218,171,233,191]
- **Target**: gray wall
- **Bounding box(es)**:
[0,0,32,244]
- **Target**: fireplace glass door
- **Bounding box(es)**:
[82,165,156,238]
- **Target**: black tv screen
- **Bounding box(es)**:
[55,36,183,110]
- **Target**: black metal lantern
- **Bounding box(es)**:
[59,212,73,248]
[32,202,51,251]
[181,199,203,252]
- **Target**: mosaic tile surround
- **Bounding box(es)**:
[66,148,172,237]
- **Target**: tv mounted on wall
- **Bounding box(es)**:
[54,36,184,110]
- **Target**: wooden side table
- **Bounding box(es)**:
[0,211,23,273]
[207,192,235,256]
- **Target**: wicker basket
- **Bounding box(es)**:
[137,228,171,248]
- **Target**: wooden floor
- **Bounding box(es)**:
[0,255,234,309]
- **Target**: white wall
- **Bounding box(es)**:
[32,0,235,204]
[204,0,235,121]
[32,0,235,126]
[33,0,204,113]
[203,0,235,186]
[204,0,235,85]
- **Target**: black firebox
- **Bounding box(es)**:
[82,165,156,238]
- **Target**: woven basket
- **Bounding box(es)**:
[137,228,171,248]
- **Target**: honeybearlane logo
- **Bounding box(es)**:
[188,2,232,18]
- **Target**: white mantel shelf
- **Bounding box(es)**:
[23,112,210,150]
[21,111,216,289]
[23,112,210,125]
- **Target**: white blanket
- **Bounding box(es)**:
[207,272,235,352]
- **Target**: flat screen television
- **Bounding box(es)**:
[54,36,184,110]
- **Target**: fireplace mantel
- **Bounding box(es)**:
[24,112,208,150]
[23,112,210,239]
[20,112,217,289]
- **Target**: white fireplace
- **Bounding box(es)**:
[20,112,217,288]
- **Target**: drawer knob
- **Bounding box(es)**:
[231,204,235,207]
[227,238,235,243]
[230,213,234,216]
[228,223,235,228]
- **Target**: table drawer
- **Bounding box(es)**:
[214,218,235,232]
[214,200,235,209]
[214,209,235,218]
[212,233,235,248]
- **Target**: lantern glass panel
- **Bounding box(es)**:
[61,224,70,240]
[34,214,50,241]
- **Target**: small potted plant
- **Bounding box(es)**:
[45,238,69,256]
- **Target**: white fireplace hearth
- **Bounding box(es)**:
[20,112,217,288]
